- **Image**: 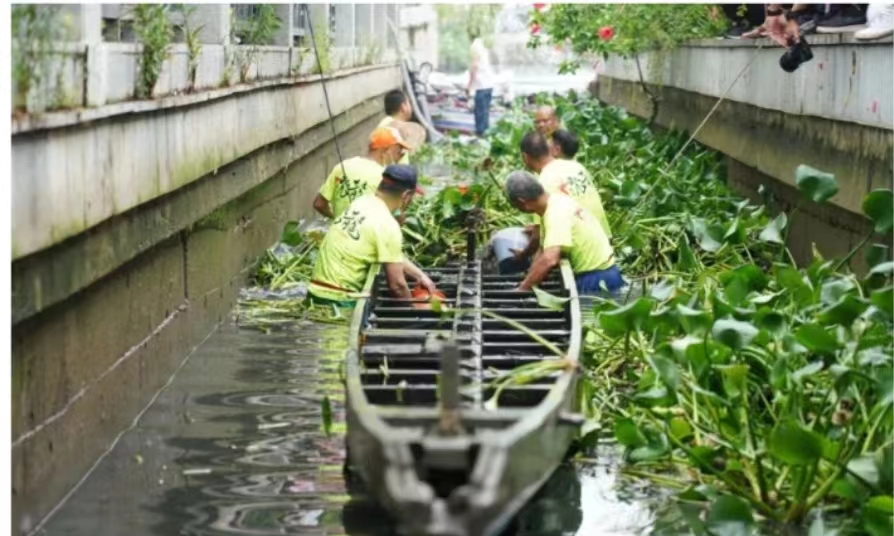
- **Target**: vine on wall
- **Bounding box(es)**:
[232,5,281,83]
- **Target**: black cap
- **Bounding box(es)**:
[380,164,424,194]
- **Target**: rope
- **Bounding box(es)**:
[618,43,765,225]
[306,5,348,180]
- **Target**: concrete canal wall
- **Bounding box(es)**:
[11,12,405,531]
[596,34,894,269]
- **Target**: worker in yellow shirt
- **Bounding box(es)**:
[504,171,624,297]
[533,105,562,137]
[519,130,612,239]
[378,90,413,165]
[550,129,579,160]
[313,127,411,219]
[308,164,437,308]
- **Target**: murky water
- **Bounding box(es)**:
[40,300,666,536]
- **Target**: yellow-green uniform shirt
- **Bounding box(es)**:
[309,195,404,302]
[536,158,612,239]
[541,194,614,274]
[318,156,384,219]
[377,116,411,164]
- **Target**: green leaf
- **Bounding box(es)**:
[633,386,676,408]
[755,308,786,335]
[863,495,894,536]
[796,165,839,204]
[718,364,749,399]
[650,278,676,301]
[795,324,840,355]
[615,417,646,448]
[676,305,713,336]
[759,213,787,244]
[830,477,864,502]
[712,318,759,350]
[818,295,870,327]
[281,220,302,246]
[866,244,890,269]
[863,189,894,234]
[792,361,824,384]
[598,298,652,336]
[669,417,693,442]
[706,495,754,536]
[775,266,814,307]
[768,420,824,465]
[848,455,881,488]
[691,218,722,252]
[532,286,570,311]
[872,287,894,318]
[821,278,856,305]
[650,354,680,391]
[678,237,697,271]
[869,261,894,279]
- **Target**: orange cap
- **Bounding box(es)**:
[369,127,412,151]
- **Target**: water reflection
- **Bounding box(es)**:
[43,308,663,536]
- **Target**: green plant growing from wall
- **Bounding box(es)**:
[232,4,281,83]
[308,12,332,76]
[176,4,204,93]
[11,5,71,113]
[133,4,173,99]
[530,4,728,125]
[362,40,382,67]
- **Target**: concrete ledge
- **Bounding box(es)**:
[12,93,384,325]
[12,64,399,261]
[603,37,893,129]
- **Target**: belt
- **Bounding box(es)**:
[310,279,356,294]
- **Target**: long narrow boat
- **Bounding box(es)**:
[344,256,582,536]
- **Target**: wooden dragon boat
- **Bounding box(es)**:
[343,254,582,536]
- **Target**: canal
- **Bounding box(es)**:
[39,291,662,536]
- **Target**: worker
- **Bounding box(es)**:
[313,127,411,220]
[504,171,624,297]
[550,129,579,160]
[533,105,562,137]
[379,89,414,128]
[308,164,437,308]
[377,90,414,164]
[520,130,612,239]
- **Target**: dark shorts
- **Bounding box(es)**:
[498,257,531,275]
[575,265,626,298]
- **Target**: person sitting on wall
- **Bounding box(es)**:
[504,171,624,298]
[313,127,412,220]
[517,130,612,248]
[308,164,437,309]
[550,129,580,160]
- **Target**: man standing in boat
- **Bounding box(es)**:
[308,164,438,308]
[504,171,624,297]
[518,130,612,240]
[312,127,412,220]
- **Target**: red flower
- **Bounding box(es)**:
[598,26,614,41]
[533,3,547,11]
[457,184,469,195]
[530,22,541,35]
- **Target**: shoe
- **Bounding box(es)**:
[856,4,894,40]
[793,11,818,34]
[817,8,868,33]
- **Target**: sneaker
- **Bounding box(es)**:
[856,3,894,40]
[817,8,868,33]
[793,11,818,34]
